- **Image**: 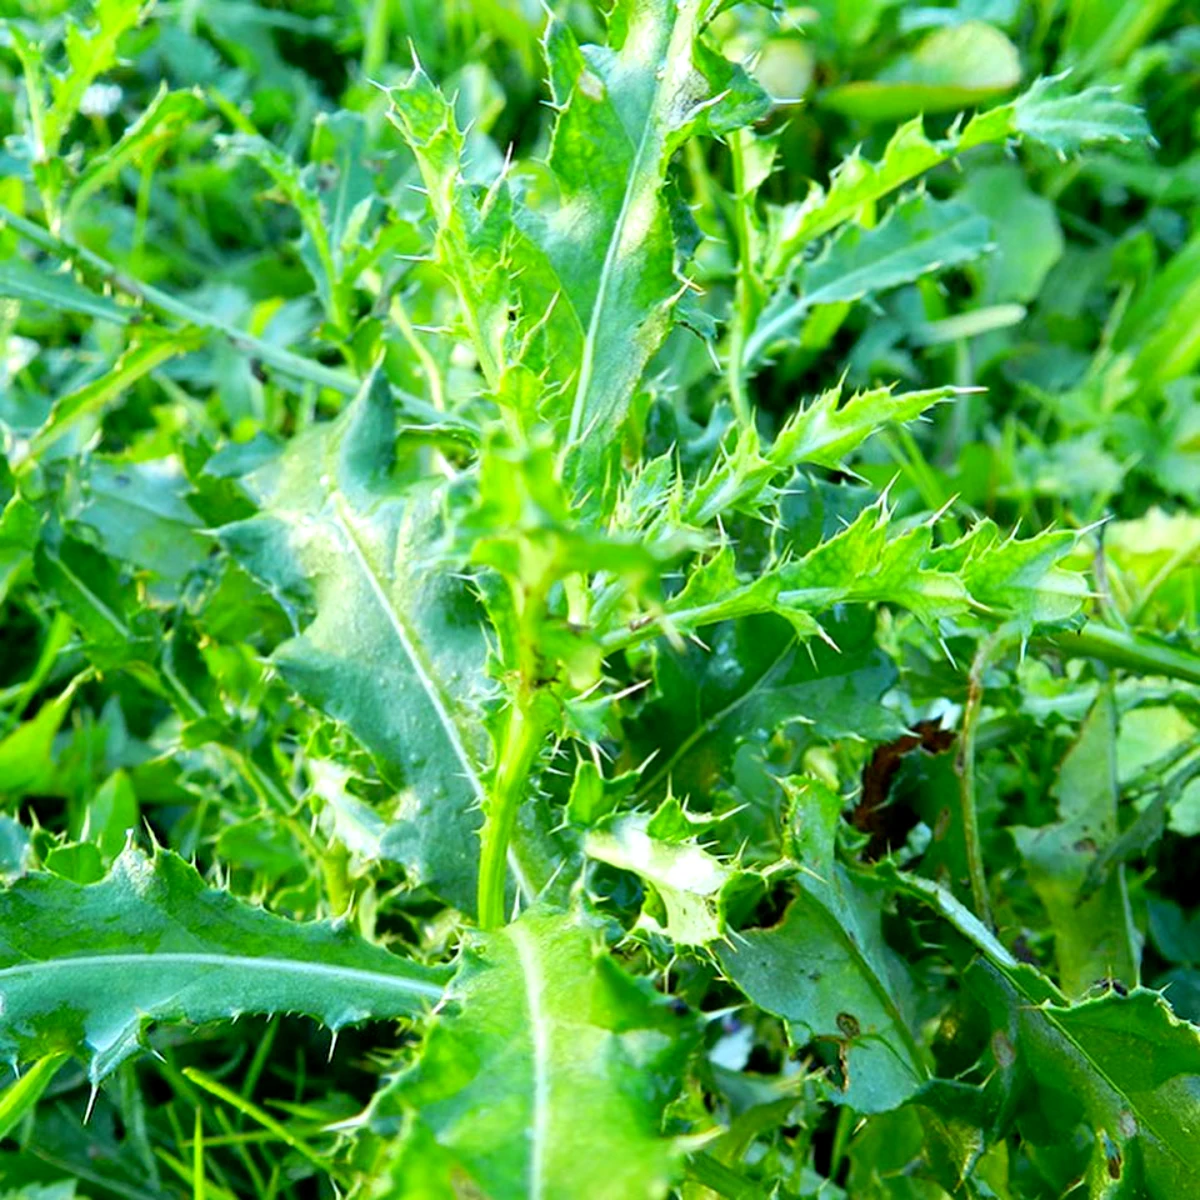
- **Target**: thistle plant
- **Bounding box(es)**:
[2,1,1200,1197]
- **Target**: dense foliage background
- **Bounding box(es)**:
[1,0,1199,1197]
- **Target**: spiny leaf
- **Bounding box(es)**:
[0,849,449,1083]
[765,75,1150,272]
[516,0,769,492]
[778,502,972,626]
[612,498,1087,656]
[586,812,732,945]
[386,64,514,387]
[895,871,1200,1192]
[366,908,697,1199]
[973,964,1200,1195]
[770,382,966,472]
[1012,73,1154,154]
[945,520,1090,630]
[44,0,148,160]
[218,372,498,912]
[662,384,958,531]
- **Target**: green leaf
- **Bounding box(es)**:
[765,75,1149,269]
[0,494,39,607]
[518,0,769,491]
[66,86,207,221]
[821,22,1021,123]
[34,537,160,670]
[895,872,1200,1193]
[720,781,928,1113]
[222,116,374,333]
[0,1054,68,1142]
[748,194,993,367]
[367,908,696,1199]
[586,812,732,945]
[1012,72,1154,153]
[25,328,204,463]
[222,132,341,325]
[770,382,965,472]
[777,501,973,627]
[0,849,448,1082]
[960,163,1065,303]
[1062,0,1176,76]
[1012,686,1140,997]
[386,65,514,388]
[0,682,78,802]
[66,456,208,588]
[666,383,959,533]
[628,610,907,810]
[219,372,496,912]
[1116,229,1200,387]
[951,521,1090,630]
[43,0,148,159]
[973,963,1200,1196]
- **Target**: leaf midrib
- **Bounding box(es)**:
[565,0,698,446]
[805,879,928,1076]
[42,550,134,642]
[636,637,797,799]
[1023,988,1198,1176]
[329,493,537,901]
[0,952,445,998]
[511,922,551,1200]
[330,494,484,803]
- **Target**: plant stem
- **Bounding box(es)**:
[477,697,545,929]
[956,627,1012,930]
[1047,620,1200,685]
[726,130,756,428]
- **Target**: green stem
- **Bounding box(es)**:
[956,627,1013,930]
[0,204,358,395]
[477,698,545,929]
[727,131,756,428]
[1047,620,1200,685]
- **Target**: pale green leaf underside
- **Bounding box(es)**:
[586,814,731,945]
